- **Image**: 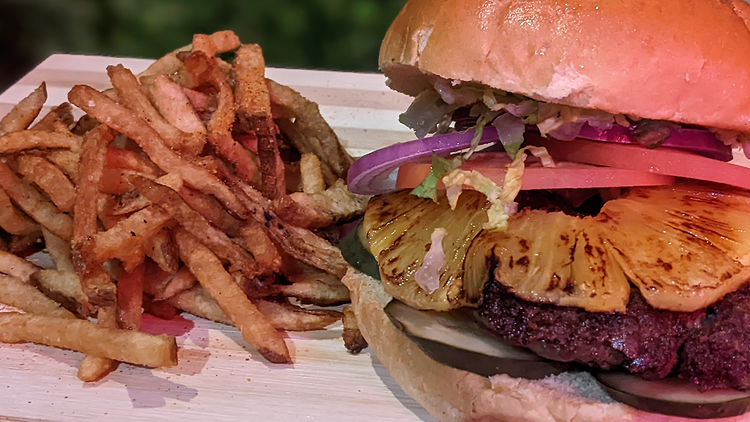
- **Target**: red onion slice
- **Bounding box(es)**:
[577,124,733,161]
[347,127,500,195]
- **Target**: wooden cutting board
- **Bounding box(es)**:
[0,54,434,422]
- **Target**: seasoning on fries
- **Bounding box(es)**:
[0,30,367,382]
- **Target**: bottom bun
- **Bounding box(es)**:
[341,267,750,422]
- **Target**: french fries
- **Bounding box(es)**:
[0,82,47,135]
[0,30,366,382]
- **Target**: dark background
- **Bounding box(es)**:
[0,0,408,92]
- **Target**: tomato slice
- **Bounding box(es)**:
[528,135,750,191]
[396,153,675,190]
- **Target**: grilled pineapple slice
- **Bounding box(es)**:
[363,190,489,311]
[597,183,750,312]
[466,210,630,312]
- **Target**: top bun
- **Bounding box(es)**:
[379,0,750,133]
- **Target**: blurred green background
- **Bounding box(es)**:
[0,0,407,92]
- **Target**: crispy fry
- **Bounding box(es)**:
[106,145,160,177]
[148,74,206,134]
[206,132,257,184]
[234,44,273,119]
[182,87,211,111]
[129,175,258,277]
[8,230,42,256]
[0,162,73,240]
[177,186,242,237]
[0,249,39,282]
[0,82,47,135]
[68,84,248,219]
[169,287,341,331]
[0,274,75,319]
[256,127,286,200]
[111,190,152,215]
[154,266,196,301]
[241,221,281,274]
[267,79,353,180]
[279,280,350,306]
[73,124,113,243]
[192,30,240,57]
[117,264,144,331]
[0,312,178,367]
[0,186,38,235]
[12,155,76,212]
[45,150,80,184]
[42,227,74,273]
[342,305,367,354]
[77,304,119,382]
[99,169,140,195]
[108,64,204,156]
[300,153,326,194]
[184,52,235,135]
[31,102,74,132]
[174,229,290,363]
[31,270,91,318]
[254,299,342,331]
[273,179,368,229]
[0,130,80,155]
[83,205,172,266]
[144,227,179,274]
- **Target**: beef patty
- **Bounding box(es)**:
[477,279,750,390]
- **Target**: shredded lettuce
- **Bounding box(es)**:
[410,154,460,201]
[442,146,554,231]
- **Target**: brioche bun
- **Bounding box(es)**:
[379,0,750,133]
[342,267,750,422]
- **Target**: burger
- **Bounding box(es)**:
[342,0,750,420]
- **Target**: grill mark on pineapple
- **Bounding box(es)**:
[656,258,672,272]
[547,273,561,291]
[515,256,530,269]
[721,271,734,281]
[518,239,530,253]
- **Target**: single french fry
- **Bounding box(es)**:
[169,287,341,331]
[174,229,290,363]
[106,145,160,177]
[129,175,258,277]
[31,102,74,132]
[31,270,91,318]
[42,227,74,273]
[0,248,40,282]
[0,82,47,135]
[342,305,367,354]
[73,124,113,244]
[144,227,179,274]
[117,264,144,331]
[0,274,75,319]
[0,185,38,236]
[77,304,120,382]
[13,155,76,213]
[0,130,80,155]
[240,221,281,275]
[83,205,172,266]
[68,85,248,219]
[148,74,206,135]
[206,132,257,184]
[300,153,326,194]
[111,190,152,216]
[279,280,350,306]
[0,312,177,367]
[192,30,240,57]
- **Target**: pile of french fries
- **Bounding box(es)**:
[0,30,370,381]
